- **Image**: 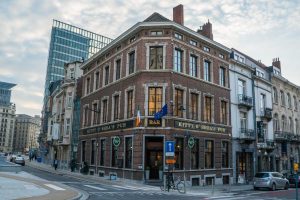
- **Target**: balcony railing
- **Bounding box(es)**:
[260,108,272,120]
[238,94,253,109]
[257,139,275,149]
[239,128,255,140]
[274,131,289,141]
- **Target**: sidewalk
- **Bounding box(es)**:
[0,171,82,200]
[27,160,253,198]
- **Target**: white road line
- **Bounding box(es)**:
[44,184,65,191]
[112,185,140,190]
[84,184,107,191]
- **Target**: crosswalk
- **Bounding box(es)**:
[73,183,160,192]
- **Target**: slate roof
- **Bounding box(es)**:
[143,12,171,22]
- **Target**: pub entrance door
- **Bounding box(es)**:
[145,136,163,180]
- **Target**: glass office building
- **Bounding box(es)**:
[0,81,16,106]
[43,20,113,102]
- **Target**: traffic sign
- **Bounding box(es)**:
[294,163,299,172]
[188,137,195,148]
[113,136,121,147]
[165,141,175,156]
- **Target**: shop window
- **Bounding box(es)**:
[125,137,133,168]
[222,141,229,168]
[175,137,184,170]
[100,139,105,166]
[111,138,118,167]
[205,140,214,168]
[191,138,199,169]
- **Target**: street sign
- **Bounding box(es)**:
[294,163,299,172]
[188,137,195,148]
[165,141,175,156]
[113,136,121,147]
[166,159,176,164]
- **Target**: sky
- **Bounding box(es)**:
[1,0,300,117]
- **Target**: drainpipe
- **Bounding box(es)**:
[252,71,257,178]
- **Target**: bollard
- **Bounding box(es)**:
[164,174,166,192]
[184,170,186,194]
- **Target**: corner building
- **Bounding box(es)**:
[79,5,232,185]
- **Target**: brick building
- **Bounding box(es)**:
[78,5,232,185]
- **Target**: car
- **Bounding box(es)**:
[14,155,25,166]
[253,172,289,191]
[288,174,300,187]
[9,154,17,162]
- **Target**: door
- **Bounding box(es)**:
[145,136,163,180]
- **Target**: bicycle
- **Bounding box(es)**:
[160,173,185,193]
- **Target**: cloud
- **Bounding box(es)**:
[0,0,300,116]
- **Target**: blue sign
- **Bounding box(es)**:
[165,141,175,156]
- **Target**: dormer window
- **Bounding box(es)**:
[150,31,163,36]
[256,70,265,78]
[130,36,136,43]
[189,40,197,46]
[219,54,224,59]
[174,33,183,40]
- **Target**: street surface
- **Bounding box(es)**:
[23,165,300,200]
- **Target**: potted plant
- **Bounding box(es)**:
[159,165,163,180]
[145,166,150,180]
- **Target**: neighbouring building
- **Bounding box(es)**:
[78,5,232,185]
[268,58,300,175]
[229,49,256,184]
[46,61,83,169]
[13,114,41,154]
[0,81,16,153]
[40,20,113,152]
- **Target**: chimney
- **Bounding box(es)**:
[272,57,281,69]
[173,4,184,25]
[197,20,213,40]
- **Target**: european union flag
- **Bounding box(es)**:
[154,104,168,120]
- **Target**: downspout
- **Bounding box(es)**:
[252,71,257,177]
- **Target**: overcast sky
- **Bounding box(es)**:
[1,0,300,117]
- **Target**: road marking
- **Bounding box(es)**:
[84,184,107,191]
[24,184,39,190]
[44,184,65,191]
[112,185,140,190]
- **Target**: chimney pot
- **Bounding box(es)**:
[272,57,281,69]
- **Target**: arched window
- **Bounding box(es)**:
[281,115,286,131]
[273,88,278,104]
[287,93,292,108]
[273,113,279,131]
[296,119,299,134]
[280,91,285,106]
[294,96,298,111]
[289,117,293,133]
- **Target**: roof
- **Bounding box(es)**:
[232,48,268,69]
[144,12,171,22]
[0,81,16,90]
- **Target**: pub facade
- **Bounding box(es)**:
[78,5,232,185]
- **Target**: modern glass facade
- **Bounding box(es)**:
[43,20,113,102]
[0,81,16,106]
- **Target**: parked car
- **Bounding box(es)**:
[288,174,300,187]
[14,155,25,166]
[253,172,289,191]
[9,154,17,162]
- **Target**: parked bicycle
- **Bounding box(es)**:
[160,172,185,193]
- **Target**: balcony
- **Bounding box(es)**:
[238,94,253,109]
[290,134,300,142]
[257,139,275,150]
[274,131,289,141]
[260,108,272,121]
[239,128,255,141]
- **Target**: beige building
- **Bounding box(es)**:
[14,114,41,153]
[269,58,300,174]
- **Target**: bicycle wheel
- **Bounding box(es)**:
[177,181,185,194]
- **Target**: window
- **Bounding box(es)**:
[65,118,70,135]
[191,138,199,169]
[189,55,197,77]
[174,49,183,72]
[92,102,98,125]
[130,36,136,43]
[282,115,286,131]
[115,59,121,80]
[220,101,227,125]
[174,89,184,117]
[114,95,119,121]
[125,137,133,168]
[296,119,299,134]
[85,77,90,94]
[273,114,279,131]
[127,90,134,118]
[289,117,293,133]
[175,137,184,170]
[148,87,162,116]
[222,141,229,168]
[219,54,224,59]
[128,51,135,74]
[294,96,298,110]
[151,31,163,36]
[219,67,226,86]
[81,141,86,162]
[204,96,212,122]
[100,139,105,166]
[104,66,109,85]
[287,93,292,108]
[111,138,118,167]
[240,112,247,130]
[67,92,72,107]
[238,79,246,95]
[190,93,198,120]
[260,94,266,112]
[205,140,214,168]
[204,60,211,82]
[174,33,183,40]
[91,140,96,165]
[256,70,264,78]
[95,71,100,90]
[102,99,108,123]
[190,40,197,46]
[83,106,89,127]
[149,46,163,69]
[273,88,278,104]
[203,46,210,52]
[280,91,285,106]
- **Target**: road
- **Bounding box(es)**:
[22,165,300,200]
